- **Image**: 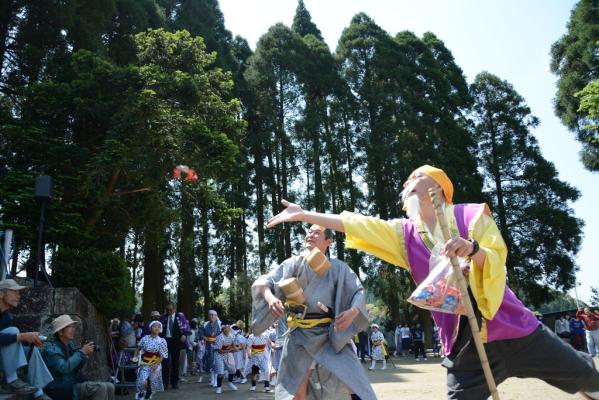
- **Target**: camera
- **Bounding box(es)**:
[85,341,101,352]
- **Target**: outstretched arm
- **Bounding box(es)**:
[267,200,345,232]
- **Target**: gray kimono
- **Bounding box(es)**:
[251,254,377,400]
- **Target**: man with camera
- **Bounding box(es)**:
[0,279,53,399]
[42,314,115,400]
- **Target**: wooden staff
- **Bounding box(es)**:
[428,188,500,400]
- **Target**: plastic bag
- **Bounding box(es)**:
[407,245,467,315]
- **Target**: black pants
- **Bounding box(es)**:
[162,337,181,388]
[358,340,369,361]
[443,324,599,399]
[413,340,425,358]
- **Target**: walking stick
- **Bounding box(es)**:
[383,342,397,368]
[428,188,500,400]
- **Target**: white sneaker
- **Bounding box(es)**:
[196,376,203,383]
[416,358,421,361]
[211,382,218,388]
[250,385,256,391]
[227,382,238,391]
[380,366,387,370]
[179,377,187,383]
[424,357,428,361]
[215,387,222,394]
[240,378,247,384]
[265,387,271,392]
[368,367,375,371]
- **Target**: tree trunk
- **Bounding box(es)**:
[200,206,211,318]
[142,224,166,319]
[177,185,197,319]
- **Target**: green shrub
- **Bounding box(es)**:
[52,248,135,317]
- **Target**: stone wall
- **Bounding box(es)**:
[12,287,113,381]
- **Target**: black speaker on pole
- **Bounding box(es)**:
[34,176,52,202]
[34,175,52,288]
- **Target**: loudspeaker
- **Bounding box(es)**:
[34,176,52,201]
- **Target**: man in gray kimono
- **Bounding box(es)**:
[251,225,376,400]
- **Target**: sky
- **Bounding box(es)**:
[218,0,597,303]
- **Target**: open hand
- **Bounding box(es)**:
[334,307,359,333]
[267,200,305,228]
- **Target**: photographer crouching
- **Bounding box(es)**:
[42,314,115,400]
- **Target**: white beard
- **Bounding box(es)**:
[403,194,421,223]
[402,191,446,244]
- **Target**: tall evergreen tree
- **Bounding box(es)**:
[292,0,323,41]
[470,72,583,305]
[550,0,599,171]
[245,23,306,263]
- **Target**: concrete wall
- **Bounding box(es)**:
[11,287,113,381]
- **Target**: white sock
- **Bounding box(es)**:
[370,360,376,369]
[33,388,43,398]
[6,373,18,384]
[382,360,387,369]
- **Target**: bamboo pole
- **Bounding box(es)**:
[428,188,500,400]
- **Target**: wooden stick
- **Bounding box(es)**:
[428,188,500,400]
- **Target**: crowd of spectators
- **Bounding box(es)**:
[554,307,599,356]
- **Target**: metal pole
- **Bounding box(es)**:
[34,200,47,288]
[574,283,580,309]
[1,229,12,281]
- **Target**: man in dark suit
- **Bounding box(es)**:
[160,302,191,389]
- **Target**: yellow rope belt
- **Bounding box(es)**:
[287,316,333,329]
[285,300,333,330]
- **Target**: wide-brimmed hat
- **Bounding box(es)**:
[0,279,26,290]
[371,323,379,329]
[150,310,160,317]
[52,314,79,334]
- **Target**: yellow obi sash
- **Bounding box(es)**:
[141,351,160,366]
[250,344,266,357]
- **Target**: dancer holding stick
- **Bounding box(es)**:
[267,165,599,400]
[429,188,498,399]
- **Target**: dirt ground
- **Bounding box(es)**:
[133,356,597,400]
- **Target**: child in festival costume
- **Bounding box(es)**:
[369,324,386,370]
[244,330,273,392]
[232,322,247,384]
[133,321,168,400]
[213,322,238,394]
[267,164,599,400]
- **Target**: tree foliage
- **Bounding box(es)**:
[0,0,584,323]
[550,0,599,171]
[470,72,583,305]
